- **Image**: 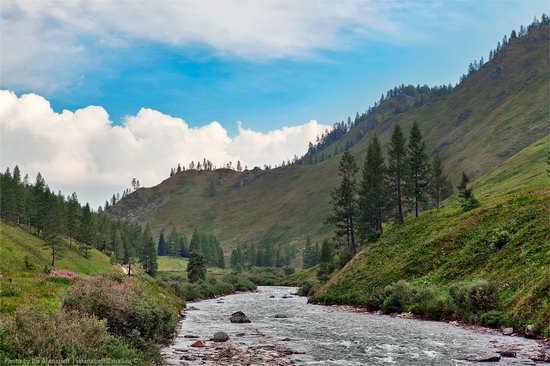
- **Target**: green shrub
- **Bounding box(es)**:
[381,280,413,313]
[410,286,448,320]
[487,227,511,251]
[297,281,319,297]
[62,276,177,347]
[449,280,498,316]
[479,310,509,328]
[366,288,386,310]
[0,306,141,363]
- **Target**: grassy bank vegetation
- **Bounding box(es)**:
[313,191,549,338]
[0,222,256,364]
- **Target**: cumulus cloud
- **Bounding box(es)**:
[0,0,403,90]
[0,90,330,207]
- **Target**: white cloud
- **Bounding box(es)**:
[0,90,330,207]
[0,0,403,90]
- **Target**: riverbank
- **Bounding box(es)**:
[163,286,548,365]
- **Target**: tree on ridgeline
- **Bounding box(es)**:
[317,239,334,282]
[326,150,359,256]
[407,122,430,218]
[457,172,480,212]
[387,125,408,224]
[157,232,167,256]
[430,155,453,209]
[358,135,387,242]
[187,251,206,283]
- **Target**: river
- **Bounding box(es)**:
[162,286,546,365]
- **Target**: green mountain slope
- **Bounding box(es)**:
[312,137,550,332]
[109,25,549,255]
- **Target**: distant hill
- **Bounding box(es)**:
[109,24,549,256]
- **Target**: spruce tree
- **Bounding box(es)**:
[407,122,430,218]
[457,172,480,212]
[140,225,158,276]
[67,192,80,247]
[187,251,206,283]
[302,236,315,268]
[167,227,179,256]
[430,155,450,209]
[157,232,167,256]
[79,203,94,257]
[317,240,333,282]
[358,135,387,241]
[387,125,408,223]
[326,150,359,255]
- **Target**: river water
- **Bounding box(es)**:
[162,286,545,365]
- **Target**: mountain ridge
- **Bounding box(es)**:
[108,24,549,256]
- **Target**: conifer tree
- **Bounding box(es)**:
[317,240,333,282]
[167,227,179,256]
[407,122,430,218]
[187,251,206,283]
[457,172,480,212]
[67,192,80,247]
[358,135,387,241]
[79,203,94,257]
[430,155,452,209]
[140,225,158,276]
[387,125,408,223]
[178,235,188,257]
[157,232,167,256]
[326,150,359,255]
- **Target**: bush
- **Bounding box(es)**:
[0,306,141,362]
[449,280,498,317]
[62,276,177,347]
[381,280,413,313]
[410,286,448,320]
[297,281,320,297]
[488,227,511,251]
[479,310,509,328]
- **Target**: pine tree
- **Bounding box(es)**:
[78,203,94,257]
[178,235,188,257]
[157,232,167,256]
[167,227,179,256]
[12,166,23,223]
[67,192,79,247]
[187,251,206,283]
[42,190,65,267]
[140,225,157,276]
[430,155,450,209]
[407,122,430,218]
[326,150,359,256]
[457,172,480,212]
[388,125,410,223]
[358,135,387,241]
[317,240,333,282]
[302,236,314,268]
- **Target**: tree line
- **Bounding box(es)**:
[0,167,158,276]
[229,242,296,271]
[460,13,549,83]
[325,122,478,260]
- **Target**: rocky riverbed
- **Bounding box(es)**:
[162,286,548,365]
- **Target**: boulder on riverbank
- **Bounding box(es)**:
[213,331,230,342]
[524,325,536,339]
[502,327,513,336]
[230,311,251,323]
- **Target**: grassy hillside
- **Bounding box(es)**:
[109,25,549,256]
[313,139,550,334]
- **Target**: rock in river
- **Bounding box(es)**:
[274,314,288,318]
[230,311,251,323]
[213,331,230,342]
[191,340,205,347]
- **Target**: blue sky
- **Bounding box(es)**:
[2,1,547,135]
[1,1,548,206]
